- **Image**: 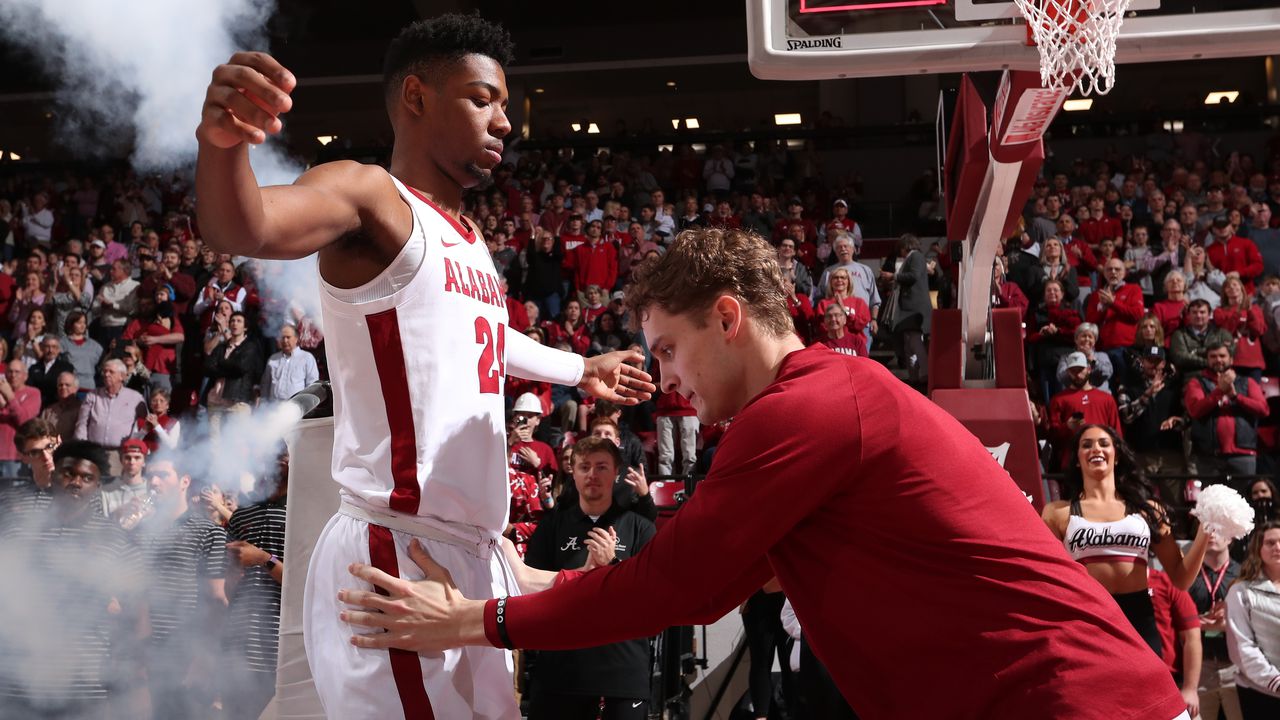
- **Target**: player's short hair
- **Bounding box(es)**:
[623,227,793,338]
[383,13,515,108]
[571,436,622,470]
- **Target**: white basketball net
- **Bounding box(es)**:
[1012,0,1134,96]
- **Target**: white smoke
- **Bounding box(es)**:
[0,0,321,324]
[0,2,326,706]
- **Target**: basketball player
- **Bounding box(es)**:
[194,14,653,719]
[340,228,1194,720]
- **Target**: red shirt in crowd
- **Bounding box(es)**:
[1152,300,1187,347]
[1048,387,1123,459]
[1148,568,1200,679]
[1206,236,1264,290]
[819,332,865,357]
[1213,304,1267,370]
[1084,282,1146,350]
[485,347,1186,720]
[1079,215,1123,245]
[1062,237,1099,286]
[570,240,618,293]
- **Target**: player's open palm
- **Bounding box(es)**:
[579,349,656,405]
[197,51,297,149]
[342,539,470,654]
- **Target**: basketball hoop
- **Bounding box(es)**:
[1012,0,1133,96]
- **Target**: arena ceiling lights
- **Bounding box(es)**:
[1062,99,1093,112]
[774,112,802,125]
[1204,90,1239,104]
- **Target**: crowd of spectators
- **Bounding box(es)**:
[7,132,1280,716]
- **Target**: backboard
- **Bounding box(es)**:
[748,0,1280,81]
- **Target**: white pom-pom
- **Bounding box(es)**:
[1191,485,1256,541]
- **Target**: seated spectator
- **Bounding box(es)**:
[0,359,42,478]
[816,302,866,357]
[260,324,320,404]
[1183,244,1226,310]
[1207,216,1264,293]
[815,233,878,318]
[0,440,146,719]
[1248,202,1280,276]
[992,256,1029,317]
[1153,272,1189,344]
[1171,300,1234,380]
[1191,531,1242,720]
[1047,352,1122,465]
[117,341,153,398]
[60,310,103,392]
[571,222,618,295]
[1185,342,1269,484]
[133,388,180,452]
[38,371,81,440]
[781,220,818,270]
[28,335,75,407]
[587,401,646,473]
[1215,275,1267,382]
[1225,520,1280,716]
[1086,257,1145,371]
[1056,323,1114,394]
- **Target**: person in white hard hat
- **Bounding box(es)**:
[509,392,557,480]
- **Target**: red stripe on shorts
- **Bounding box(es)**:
[368,525,435,719]
[366,308,421,515]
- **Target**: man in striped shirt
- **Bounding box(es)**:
[223,450,288,720]
[0,440,146,719]
[137,455,228,719]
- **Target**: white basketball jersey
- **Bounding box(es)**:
[319,174,510,535]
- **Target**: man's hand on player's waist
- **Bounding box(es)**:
[341,539,487,653]
[579,349,655,406]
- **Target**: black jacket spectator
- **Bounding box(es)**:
[29,355,77,407]
[203,339,263,405]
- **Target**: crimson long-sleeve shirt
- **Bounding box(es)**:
[570,240,618,293]
[484,346,1185,720]
[1084,282,1145,349]
[1207,236,1264,290]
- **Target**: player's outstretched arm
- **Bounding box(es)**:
[195,52,390,260]
[505,332,655,405]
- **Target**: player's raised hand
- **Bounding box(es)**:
[342,540,480,654]
[197,51,297,149]
[579,349,656,405]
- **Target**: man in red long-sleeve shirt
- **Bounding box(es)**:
[1085,258,1145,355]
[1049,352,1123,468]
[1185,342,1269,479]
[1205,217,1263,292]
[341,229,1191,720]
[570,219,618,293]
